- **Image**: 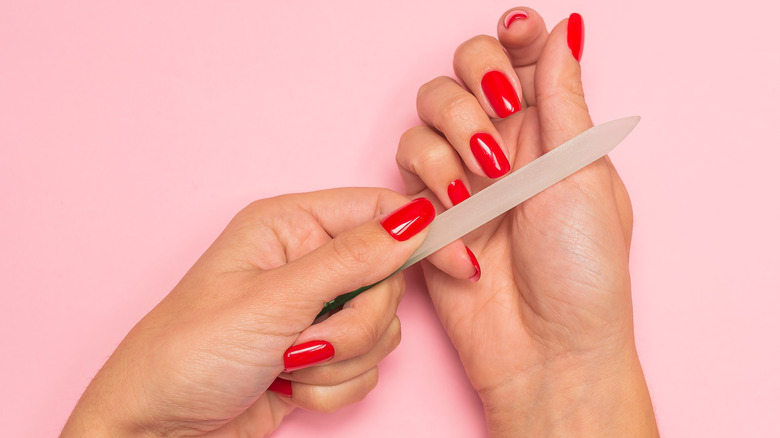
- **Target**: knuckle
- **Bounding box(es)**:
[399,125,429,149]
[387,316,402,350]
[352,313,382,354]
[347,369,378,407]
[308,386,340,413]
[238,198,270,221]
[538,80,586,110]
[238,195,294,229]
[414,144,453,172]
[364,367,379,393]
[417,75,456,102]
[437,93,472,125]
[398,126,430,162]
[330,230,375,272]
[455,34,500,60]
[387,273,406,302]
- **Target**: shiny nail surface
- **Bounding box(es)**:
[504,11,528,28]
[465,247,481,282]
[567,13,584,62]
[447,179,470,206]
[470,133,510,178]
[481,70,520,118]
[381,198,435,241]
[268,377,292,397]
[284,340,334,372]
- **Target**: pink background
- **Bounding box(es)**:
[2,1,778,436]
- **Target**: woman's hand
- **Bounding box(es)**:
[397,8,658,436]
[61,188,434,437]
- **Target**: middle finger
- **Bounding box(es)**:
[417,76,511,179]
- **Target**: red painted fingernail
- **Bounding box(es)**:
[447,179,470,206]
[504,11,528,28]
[465,247,481,282]
[567,13,584,62]
[381,198,435,241]
[481,70,521,118]
[268,377,292,397]
[470,133,510,178]
[283,340,334,372]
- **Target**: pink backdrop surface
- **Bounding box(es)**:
[2,1,778,436]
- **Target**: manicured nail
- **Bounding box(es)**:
[567,13,584,62]
[284,340,335,372]
[504,11,528,28]
[481,71,521,118]
[465,247,481,282]
[447,179,470,206]
[381,198,435,241]
[268,377,292,397]
[470,133,510,178]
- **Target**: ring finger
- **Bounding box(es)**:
[416,76,511,180]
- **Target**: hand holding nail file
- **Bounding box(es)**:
[317,116,641,318]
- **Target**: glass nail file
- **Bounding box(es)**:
[317,116,641,318]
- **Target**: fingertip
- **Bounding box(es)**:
[567,13,584,62]
[470,132,511,178]
[497,7,549,68]
[464,246,481,282]
[503,9,529,29]
[268,377,293,397]
[541,14,585,69]
[426,241,482,281]
[380,197,435,242]
[452,35,522,120]
[447,179,471,206]
[480,69,522,118]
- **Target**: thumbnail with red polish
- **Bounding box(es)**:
[465,247,481,282]
[381,198,435,241]
[283,340,334,372]
[268,377,292,397]
[481,70,521,118]
[448,179,470,206]
[470,133,510,178]
[567,13,584,62]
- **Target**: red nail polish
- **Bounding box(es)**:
[465,247,481,282]
[268,377,292,397]
[504,11,528,28]
[284,340,334,372]
[380,198,435,241]
[470,133,510,178]
[481,71,521,118]
[447,179,470,206]
[567,13,584,62]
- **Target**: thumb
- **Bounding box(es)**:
[268,197,435,314]
[535,13,594,153]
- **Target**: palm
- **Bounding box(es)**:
[421,107,634,394]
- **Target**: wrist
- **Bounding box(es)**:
[61,358,159,438]
[478,346,658,437]
[61,398,153,438]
